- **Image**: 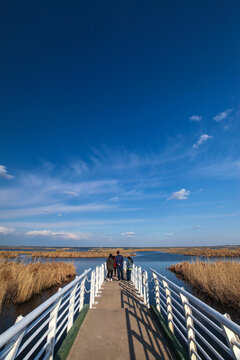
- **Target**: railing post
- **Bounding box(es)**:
[222,313,240,360]
[153,273,161,313]
[180,292,197,360]
[163,280,174,334]
[90,270,95,308]
[79,276,86,312]
[46,288,62,359]
[3,315,25,360]
[143,271,150,308]
[96,266,99,293]
[101,263,105,285]
[67,282,78,332]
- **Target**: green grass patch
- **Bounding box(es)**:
[150,305,187,360]
[54,304,89,360]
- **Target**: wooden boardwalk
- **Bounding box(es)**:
[68,279,176,360]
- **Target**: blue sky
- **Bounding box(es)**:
[0,1,239,247]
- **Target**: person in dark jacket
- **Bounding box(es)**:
[115,250,124,280]
[106,254,114,281]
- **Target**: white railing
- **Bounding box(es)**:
[150,268,240,360]
[131,264,150,308]
[2,260,240,360]
[0,263,107,360]
[89,263,107,308]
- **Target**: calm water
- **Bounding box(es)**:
[1,251,239,334]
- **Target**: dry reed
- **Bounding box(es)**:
[0,261,76,312]
[162,247,240,257]
[169,261,240,309]
[0,248,136,259]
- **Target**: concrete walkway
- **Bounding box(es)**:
[68,279,176,360]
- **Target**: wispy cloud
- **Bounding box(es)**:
[163,233,175,236]
[0,165,14,179]
[0,203,116,220]
[0,226,15,235]
[193,225,202,229]
[121,232,135,238]
[168,188,190,200]
[213,109,233,122]
[26,230,87,240]
[110,196,119,201]
[193,134,212,149]
[189,115,202,122]
[191,159,240,179]
[62,191,79,197]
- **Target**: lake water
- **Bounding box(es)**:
[0,251,239,334]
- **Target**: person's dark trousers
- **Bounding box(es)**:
[127,269,132,281]
[114,267,117,276]
[117,265,124,280]
[107,270,113,279]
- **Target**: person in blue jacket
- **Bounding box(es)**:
[115,250,124,280]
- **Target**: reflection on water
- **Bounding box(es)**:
[1,251,239,335]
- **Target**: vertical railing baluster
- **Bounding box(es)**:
[90,270,95,308]
[143,271,150,308]
[46,288,62,360]
[67,283,78,332]
[4,315,25,360]
[221,313,240,360]
[139,266,143,296]
[163,280,174,334]
[180,292,197,360]
[153,273,161,313]
[79,276,86,312]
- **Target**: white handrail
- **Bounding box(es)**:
[0,263,108,360]
[0,268,91,349]
[150,268,240,360]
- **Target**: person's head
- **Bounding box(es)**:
[113,255,115,259]
[117,250,120,255]
[109,254,113,258]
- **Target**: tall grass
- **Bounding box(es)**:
[0,248,136,259]
[169,261,240,309]
[163,247,240,257]
[0,261,76,312]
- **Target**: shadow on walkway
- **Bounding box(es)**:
[120,281,175,360]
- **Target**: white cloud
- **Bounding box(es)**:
[110,196,119,201]
[121,232,135,238]
[0,165,14,179]
[213,109,233,122]
[26,230,82,240]
[163,233,175,237]
[63,191,79,197]
[168,188,190,200]
[189,115,202,122]
[193,134,212,148]
[0,226,15,235]
[193,225,202,229]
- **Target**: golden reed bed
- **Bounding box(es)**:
[0,261,76,312]
[0,248,136,259]
[169,261,240,309]
[162,247,240,257]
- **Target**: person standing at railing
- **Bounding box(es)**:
[106,254,114,281]
[115,250,124,280]
[113,255,117,277]
[126,257,133,281]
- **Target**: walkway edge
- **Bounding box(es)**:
[54,305,89,360]
[150,305,187,360]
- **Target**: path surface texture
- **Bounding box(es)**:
[68,279,176,360]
